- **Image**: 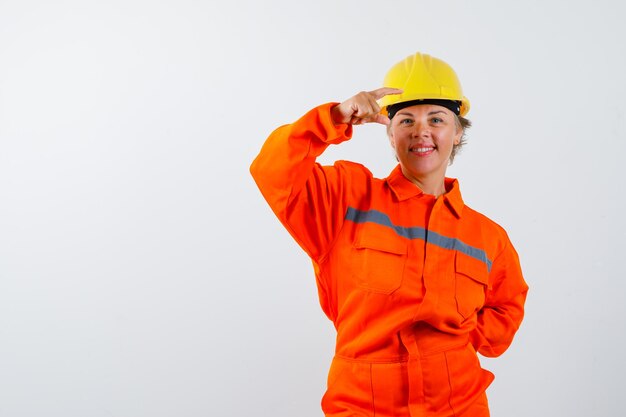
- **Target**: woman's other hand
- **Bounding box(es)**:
[331,88,403,126]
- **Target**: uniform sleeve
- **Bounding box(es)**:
[470,239,529,357]
[249,103,353,262]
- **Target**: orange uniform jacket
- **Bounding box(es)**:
[250,103,529,417]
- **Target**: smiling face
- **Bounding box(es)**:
[388,104,463,193]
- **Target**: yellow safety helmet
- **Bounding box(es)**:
[379,52,470,117]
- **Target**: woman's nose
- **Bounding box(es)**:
[412,122,430,138]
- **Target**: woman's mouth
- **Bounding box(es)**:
[410,146,436,156]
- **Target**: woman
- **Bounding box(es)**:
[250,52,528,417]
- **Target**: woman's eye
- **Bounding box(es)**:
[400,118,413,125]
[431,117,443,123]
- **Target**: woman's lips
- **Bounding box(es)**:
[410,146,435,156]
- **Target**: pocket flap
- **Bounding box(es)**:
[355,229,407,255]
[455,252,490,287]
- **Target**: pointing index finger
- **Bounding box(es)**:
[369,87,403,100]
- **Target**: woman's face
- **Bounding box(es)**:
[388,104,462,186]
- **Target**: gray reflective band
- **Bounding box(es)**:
[345,207,493,272]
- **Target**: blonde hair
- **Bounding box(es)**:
[450,115,471,164]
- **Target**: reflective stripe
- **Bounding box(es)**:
[345,207,493,272]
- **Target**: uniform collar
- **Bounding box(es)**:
[442,177,465,218]
[386,165,465,217]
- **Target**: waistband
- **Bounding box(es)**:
[335,323,471,363]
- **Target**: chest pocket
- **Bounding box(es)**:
[454,252,490,319]
[352,229,408,295]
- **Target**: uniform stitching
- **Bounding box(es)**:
[444,351,458,417]
[369,362,376,417]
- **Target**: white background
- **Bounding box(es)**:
[1,1,624,416]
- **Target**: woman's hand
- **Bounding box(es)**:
[331,87,403,126]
